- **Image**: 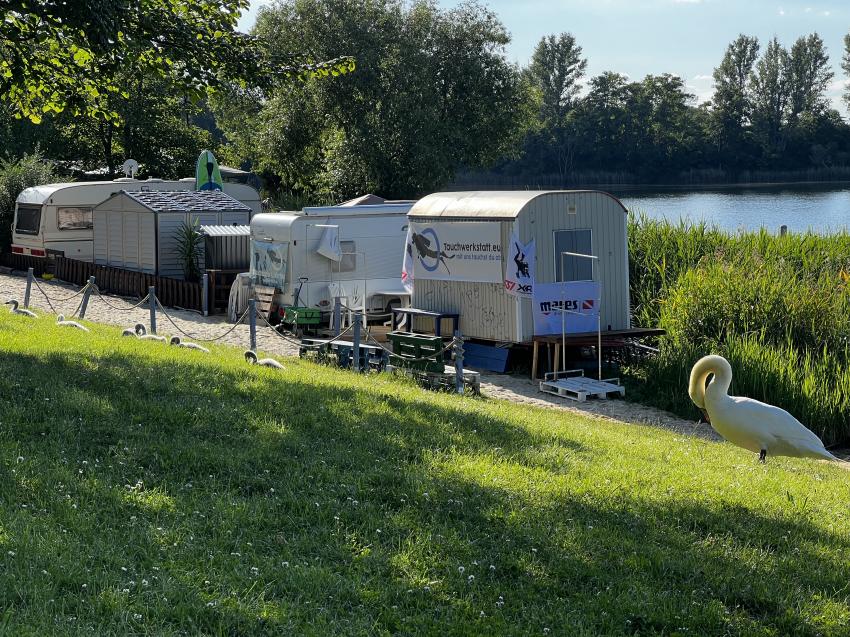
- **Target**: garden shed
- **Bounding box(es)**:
[93,190,250,279]
[407,190,631,343]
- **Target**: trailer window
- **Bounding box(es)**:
[57,207,93,230]
[554,229,593,281]
[337,241,357,273]
[14,205,41,235]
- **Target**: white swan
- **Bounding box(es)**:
[56,314,89,332]
[169,336,210,353]
[134,324,167,342]
[245,350,285,369]
[689,355,837,463]
[5,300,36,318]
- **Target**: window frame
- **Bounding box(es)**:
[14,204,42,235]
[335,240,357,273]
[56,206,94,231]
[553,228,594,282]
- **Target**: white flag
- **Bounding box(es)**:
[317,225,341,261]
[401,225,414,293]
[504,233,535,298]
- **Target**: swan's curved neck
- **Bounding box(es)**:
[689,356,732,408]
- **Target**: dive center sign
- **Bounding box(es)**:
[532,281,600,335]
[408,222,503,283]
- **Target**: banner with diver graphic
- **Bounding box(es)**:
[251,240,288,289]
[407,222,503,283]
[504,233,535,298]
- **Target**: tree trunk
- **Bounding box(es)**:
[99,121,115,177]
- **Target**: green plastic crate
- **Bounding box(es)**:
[282,307,322,326]
[387,331,446,373]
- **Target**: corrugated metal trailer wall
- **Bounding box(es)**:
[515,191,629,342]
[413,221,516,341]
[411,191,630,343]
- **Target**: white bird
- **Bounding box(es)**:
[122,326,138,337]
[5,299,36,318]
[689,355,837,463]
[245,350,284,369]
[169,336,209,353]
[56,314,89,332]
[134,324,167,342]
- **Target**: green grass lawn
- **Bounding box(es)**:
[1,312,849,636]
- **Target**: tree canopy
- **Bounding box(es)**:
[216,0,534,200]
[0,0,355,123]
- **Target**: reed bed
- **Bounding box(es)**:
[628,213,850,446]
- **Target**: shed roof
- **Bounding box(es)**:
[200,225,251,237]
[408,190,627,219]
[123,190,251,213]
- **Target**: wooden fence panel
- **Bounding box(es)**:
[48,257,205,312]
[0,253,51,276]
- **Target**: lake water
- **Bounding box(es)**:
[614,183,850,234]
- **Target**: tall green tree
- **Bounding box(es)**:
[219,0,533,199]
[711,34,759,162]
[841,32,850,111]
[787,33,833,122]
[527,33,587,124]
[749,37,791,158]
[524,33,587,182]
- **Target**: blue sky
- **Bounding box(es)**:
[238,0,850,112]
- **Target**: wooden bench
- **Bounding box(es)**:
[299,338,387,371]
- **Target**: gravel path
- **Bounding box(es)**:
[0,269,716,441]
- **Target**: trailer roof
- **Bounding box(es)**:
[408,190,627,219]
[122,190,251,213]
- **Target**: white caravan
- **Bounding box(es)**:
[249,202,413,317]
[11,177,261,261]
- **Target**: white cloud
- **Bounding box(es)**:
[822,10,831,16]
[778,6,785,16]
[805,6,813,12]
[692,74,713,81]
[672,0,703,3]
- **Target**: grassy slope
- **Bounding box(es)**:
[1,313,849,636]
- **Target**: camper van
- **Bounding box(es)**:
[250,201,413,317]
[11,177,261,261]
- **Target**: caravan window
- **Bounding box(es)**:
[14,205,41,235]
[554,229,593,281]
[337,241,357,273]
[57,207,93,230]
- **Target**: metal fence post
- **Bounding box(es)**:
[149,286,157,334]
[23,267,33,308]
[333,297,341,337]
[454,330,465,395]
[249,299,257,352]
[202,272,209,317]
[79,276,95,319]
[353,311,362,372]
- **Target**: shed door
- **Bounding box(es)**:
[554,229,593,281]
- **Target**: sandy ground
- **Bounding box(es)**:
[0,269,717,442]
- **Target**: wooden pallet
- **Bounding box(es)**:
[253,285,275,319]
[539,370,624,402]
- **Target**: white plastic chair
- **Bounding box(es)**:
[328,281,366,331]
